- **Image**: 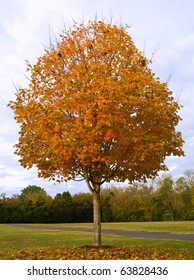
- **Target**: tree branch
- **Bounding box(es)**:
[85,172,95,193]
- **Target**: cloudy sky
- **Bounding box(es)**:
[0,0,194,197]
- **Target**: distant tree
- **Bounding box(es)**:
[19,187,52,223]
[108,186,147,222]
[9,19,184,246]
[156,175,175,217]
[128,194,146,222]
[101,187,115,222]
[109,188,131,221]
[184,170,194,187]
[175,176,194,220]
[0,196,23,223]
[20,185,46,197]
[51,191,74,222]
[54,191,72,201]
[61,191,72,201]
[72,193,93,222]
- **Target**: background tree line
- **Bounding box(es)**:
[1,171,194,223]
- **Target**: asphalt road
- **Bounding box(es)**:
[8,224,194,241]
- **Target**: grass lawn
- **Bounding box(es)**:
[0,221,194,260]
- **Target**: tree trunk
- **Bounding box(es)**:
[93,190,101,246]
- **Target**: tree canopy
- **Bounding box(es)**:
[9,20,184,245]
[10,20,184,185]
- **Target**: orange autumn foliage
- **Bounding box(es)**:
[9,20,184,187]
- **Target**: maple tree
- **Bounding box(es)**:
[9,20,184,246]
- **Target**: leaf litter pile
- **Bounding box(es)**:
[6,245,192,260]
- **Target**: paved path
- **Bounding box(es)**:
[8,224,194,241]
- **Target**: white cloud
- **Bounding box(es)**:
[0,139,15,158]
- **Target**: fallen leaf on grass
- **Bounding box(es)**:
[7,245,193,260]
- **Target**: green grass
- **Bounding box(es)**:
[0,224,93,259]
[1,222,194,259]
[102,221,194,234]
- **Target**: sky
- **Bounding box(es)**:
[0,0,194,197]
